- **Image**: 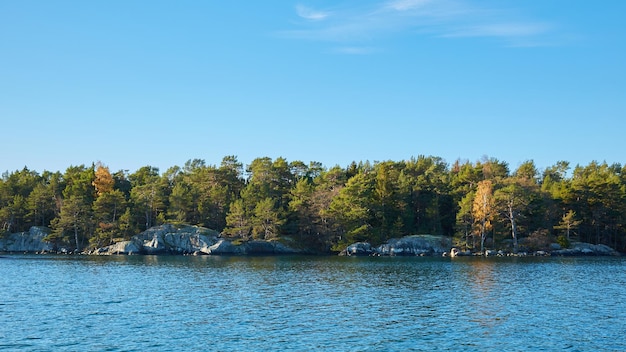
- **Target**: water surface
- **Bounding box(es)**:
[1,255,624,351]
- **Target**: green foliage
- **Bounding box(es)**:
[556,234,570,249]
[2,157,626,253]
[224,199,250,239]
[251,198,284,240]
[50,195,93,250]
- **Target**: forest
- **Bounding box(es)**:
[1,155,625,253]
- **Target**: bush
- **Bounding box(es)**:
[522,229,553,252]
[556,235,570,249]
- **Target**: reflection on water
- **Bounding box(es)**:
[1,255,625,351]
[466,260,501,332]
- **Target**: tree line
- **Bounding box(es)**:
[1,156,625,253]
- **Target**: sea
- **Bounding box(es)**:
[1,255,625,351]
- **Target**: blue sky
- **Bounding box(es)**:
[1,0,625,174]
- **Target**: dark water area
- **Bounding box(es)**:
[1,255,625,351]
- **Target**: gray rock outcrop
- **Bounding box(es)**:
[0,227,53,253]
[94,224,304,255]
[94,241,141,255]
[339,242,374,256]
[341,235,452,256]
[205,239,303,255]
[96,224,219,255]
[206,239,244,255]
[449,247,473,257]
[551,242,620,256]
[377,235,451,256]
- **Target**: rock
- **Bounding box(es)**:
[450,248,473,257]
[205,239,302,255]
[268,241,303,254]
[551,242,620,256]
[592,244,619,256]
[377,235,452,256]
[89,224,304,256]
[485,250,498,257]
[340,235,452,256]
[0,227,53,253]
[551,249,577,256]
[245,241,277,254]
[95,241,141,255]
[207,239,243,255]
[339,242,373,256]
[132,224,220,254]
[142,234,166,254]
[579,242,620,255]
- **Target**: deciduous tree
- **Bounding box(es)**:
[473,180,494,254]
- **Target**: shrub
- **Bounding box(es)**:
[556,235,570,249]
[522,229,553,252]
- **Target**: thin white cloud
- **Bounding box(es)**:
[296,4,330,21]
[284,0,556,49]
[444,23,552,38]
[334,46,379,55]
[386,0,432,11]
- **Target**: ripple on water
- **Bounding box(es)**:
[0,255,625,351]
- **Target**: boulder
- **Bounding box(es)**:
[484,250,498,257]
[206,239,244,255]
[132,224,219,254]
[272,241,303,254]
[340,235,452,256]
[550,243,562,251]
[141,234,166,254]
[593,244,619,255]
[376,235,451,256]
[339,242,373,256]
[94,241,141,255]
[449,248,472,257]
[0,227,53,253]
[551,242,620,256]
[206,239,302,255]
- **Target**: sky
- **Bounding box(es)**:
[1,0,625,175]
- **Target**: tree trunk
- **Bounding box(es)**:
[480,219,486,255]
[74,224,80,251]
[145,210,151,229]
[480,231,486,255]
[509,204,518,253]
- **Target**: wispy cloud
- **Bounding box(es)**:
[386,0,432,11]
[443,23,552,38]
[295,4,330,21]
[282,0,556,50]
[334,46,379,55]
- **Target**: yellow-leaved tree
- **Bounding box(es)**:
[473,180,494,255]
[93,163,114,196]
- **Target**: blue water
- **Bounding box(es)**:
[1,255,625,351]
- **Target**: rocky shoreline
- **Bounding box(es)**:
[339,235,621,257]
[447,242,621,257]
[1,226,622,257]
[0,225,305,256]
